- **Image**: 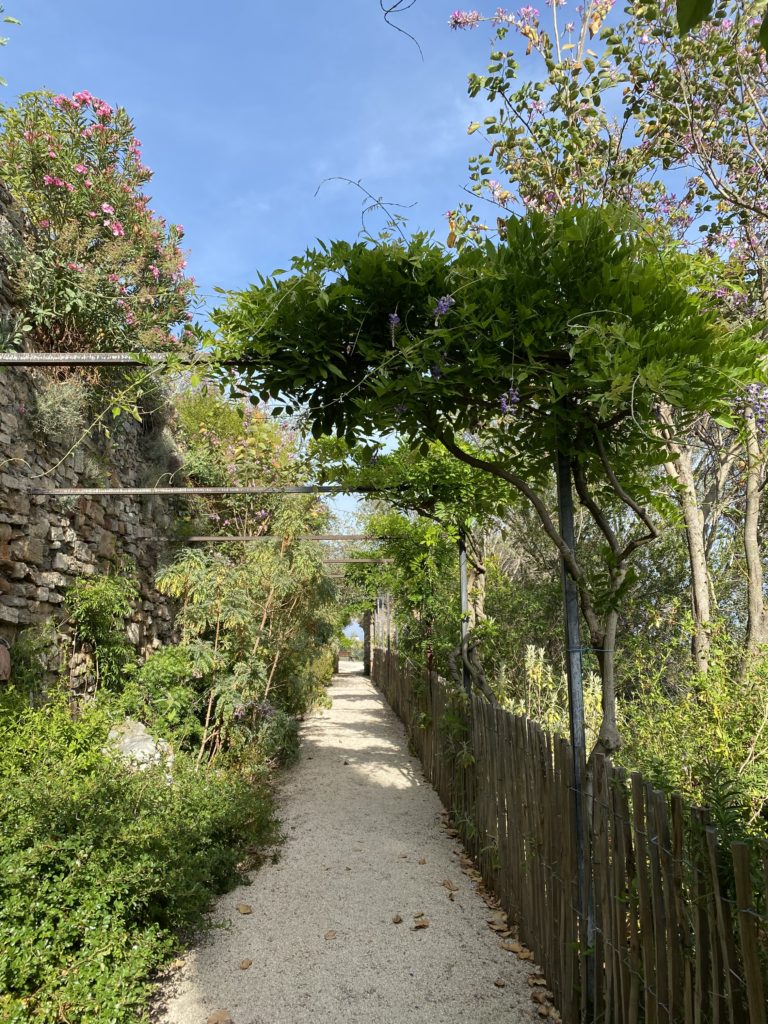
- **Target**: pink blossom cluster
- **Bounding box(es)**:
[449,9,482,28]
[42,174,74,191]
[52,90,112,120]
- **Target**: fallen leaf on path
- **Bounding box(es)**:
[518,949,533,960]
[531,989,554,1005]
[411,918,430,930]
[417,857,427,865]
[447,891,455,901]
[441,879,459,892]
[324,930,337,940]
[235,904,252,915]
[238,959,252,970]
[413,912,425,919]
[392,914,403,924]
[528,974,547,987]
[207,1011,233,1024]
[446,828,459,837]
[500,941,523,953]
[494,978,507,988]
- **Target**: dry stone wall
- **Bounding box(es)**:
[0,183,178,670]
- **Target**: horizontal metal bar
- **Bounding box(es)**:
[323,558,393,564]
[187,534,388,542]
[0,351,166,366]
[0,351,264,368]
[28,485,383,497]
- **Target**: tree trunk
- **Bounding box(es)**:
[466,531,486,629]
[593,608,621,756]
[659,405,712,672]
[744,415,767,661]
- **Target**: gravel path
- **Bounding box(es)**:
[156,663,538,1024]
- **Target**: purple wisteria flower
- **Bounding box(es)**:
[500,383,520,416]
[388,312,401,328]
[433,295,456,318]
[735,383,768,436]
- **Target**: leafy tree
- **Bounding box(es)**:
[311,436,512,689]
[450,1,768,671]
[215,205,753,753]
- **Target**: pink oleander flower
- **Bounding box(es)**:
[92,99,113,119]
[108,219,125,237]
[51,94,67,108]
[87,210,99,218]
[22,130,35,142]
[38,219,50,228]
[149,264,161,280]
[84,179,93,188]
[101,202,115,214]
[73,163,88,174]
[47,149,57,158]
[449,9,482,28]
[66,261,83,272]
[73,90,93,105]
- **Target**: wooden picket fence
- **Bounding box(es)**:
[372,646,768,1024]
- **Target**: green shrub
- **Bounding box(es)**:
[34,374,91,449]
[0,689,278,1023]
[123,645,203,746]
[65,573,138,689]
[255,708,300,766]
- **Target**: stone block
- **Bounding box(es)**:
[0,603,19,624]
[10,536,45,566]
[39,570,68,588]
[96,531,117,560]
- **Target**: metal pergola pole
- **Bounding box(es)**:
[0,351,264,368]
[323,558,393,564]
[186,534,389,543]
[555,446,592,1010]
[28,485,384,497]
[458,528,471,696]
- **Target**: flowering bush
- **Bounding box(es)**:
[0,90,196,353]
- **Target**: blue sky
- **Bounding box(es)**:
[2,1,499,316]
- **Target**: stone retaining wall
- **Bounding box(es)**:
[0,183,178,674]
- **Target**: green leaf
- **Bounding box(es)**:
[676,0,713,35]
[760,8,768,51]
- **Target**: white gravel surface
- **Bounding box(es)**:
[156,663,538,1024]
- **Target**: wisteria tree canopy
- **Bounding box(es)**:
[215,206,752,486]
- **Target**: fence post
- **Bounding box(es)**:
[555,446,592,1013]
[362,610,372,676]
[458,528,471,695]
